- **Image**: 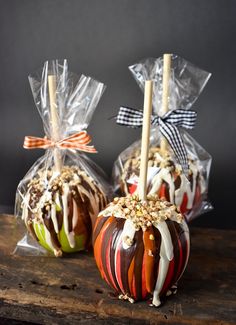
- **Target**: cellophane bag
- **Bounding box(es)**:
[112,55,212,222]
[15,59,111,256]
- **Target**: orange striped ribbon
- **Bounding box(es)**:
[23,131,97,153]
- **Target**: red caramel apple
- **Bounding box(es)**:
[93,194,190,307]
[22,165,107,256]
[120,147,203,216]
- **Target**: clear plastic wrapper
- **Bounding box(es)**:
[15,60,111,256]
[112,55,212,221]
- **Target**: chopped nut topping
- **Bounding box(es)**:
[120,147,198,188]
[148,249,154,257]
[123,235,133,247]
[149,234,155,241]
[24,165,104,220]
[54,249,63,257]
[45,205,50,211]
[99,194,184,231]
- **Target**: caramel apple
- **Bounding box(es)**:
[22,165,107,256]
[120,147,204,216]
[93,194,189,307]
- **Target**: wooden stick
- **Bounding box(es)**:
[160,53,172,152]
[48,75,62,172]
[138,80,153,201]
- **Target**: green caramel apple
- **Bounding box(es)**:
[22,166,107,256]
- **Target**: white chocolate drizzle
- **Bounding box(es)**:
[51,203,59,234]
[62,183,75,248]
[152,222,173,307]
[122,219,136,249]
[72,199,79,229]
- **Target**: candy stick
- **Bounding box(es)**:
[138,80,153,201]
[160,53,172,152]
[48,75,62,172]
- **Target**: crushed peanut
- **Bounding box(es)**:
[123,235,133,247]
[100,194,183,231]
[148,249,154,257]
[24,165,102,213]
[121,147,197,189]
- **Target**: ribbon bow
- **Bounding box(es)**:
[116,107,197,173]
[23,131,97,153]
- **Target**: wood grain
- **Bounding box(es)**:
[0,215,235,325]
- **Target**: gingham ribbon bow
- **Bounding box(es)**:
[23,131,97,153]
[116,107,197,173]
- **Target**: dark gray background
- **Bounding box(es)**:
[0,0,235,228]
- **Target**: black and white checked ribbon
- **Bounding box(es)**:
[116,106,197,174]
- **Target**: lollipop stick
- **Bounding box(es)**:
[160,53,172,152]
[48,75,62,172]
[138,80,153,201]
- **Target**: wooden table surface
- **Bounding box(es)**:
[0,214,235,325]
